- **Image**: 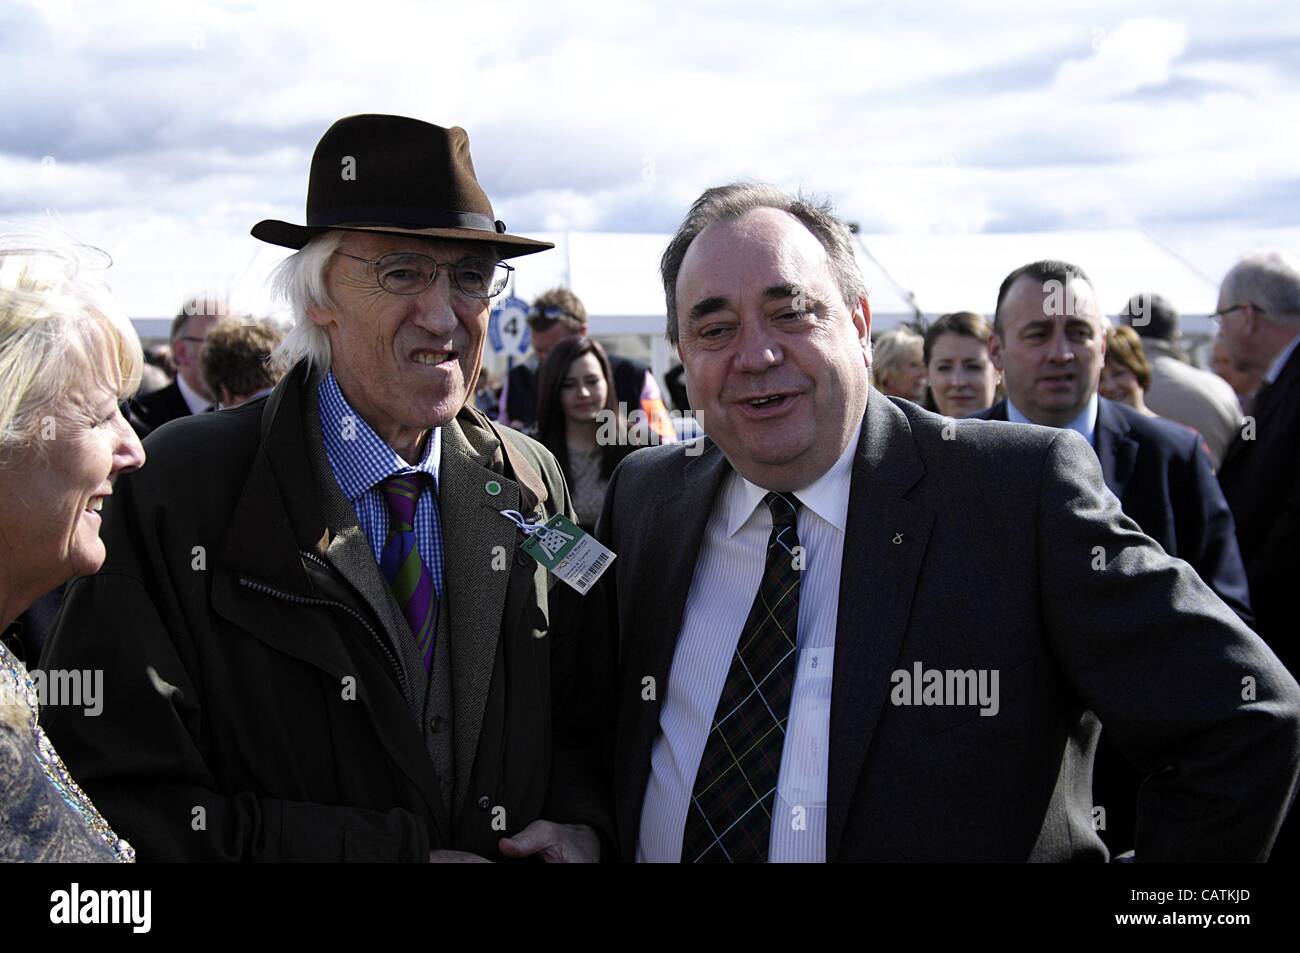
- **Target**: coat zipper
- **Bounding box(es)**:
[238,556,408,697]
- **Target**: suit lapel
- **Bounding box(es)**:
[1094,398,1137,499]
[826,395,934,861]
[615,441,731,860]
[438,417,525,817]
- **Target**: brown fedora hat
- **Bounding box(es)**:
[251,114,553,259]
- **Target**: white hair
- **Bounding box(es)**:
[0,230,143,465]
[1221,250,1300,328]
[268,230,344,374]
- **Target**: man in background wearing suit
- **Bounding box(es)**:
[593,183,1299,862]
[1118,291,1243,469]
[1214,251,1300,861]
[1216,250,1300,678]
[973,260,1252,623]
[128,306,218,435]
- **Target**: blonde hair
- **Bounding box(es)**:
[0,232,143,466]
[873,326,924,391]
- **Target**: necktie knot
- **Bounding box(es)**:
[379,473,428,532]
[764,491,800,534]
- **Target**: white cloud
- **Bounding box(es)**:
[1052,16,1188,102]
[0,0,1295,320]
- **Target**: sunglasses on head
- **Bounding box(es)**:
[528,306,575,331]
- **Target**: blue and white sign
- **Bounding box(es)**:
[489,295,531,356]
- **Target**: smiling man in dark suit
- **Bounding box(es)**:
[592,184,1300,862]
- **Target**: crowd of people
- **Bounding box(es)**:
[1,113,1298,863]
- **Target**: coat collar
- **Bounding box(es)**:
[1093,397,1137,498]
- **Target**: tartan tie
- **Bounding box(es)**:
[681,491,802,863]
[377,473,438,675]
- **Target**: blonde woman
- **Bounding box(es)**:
[0,234,144,862]
[873,326,927,402]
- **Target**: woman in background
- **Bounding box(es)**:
[872,327,927,402]
[535,336,641,532]
[922,311,999,418]
[1100,325,1157,417]
[0,233,145,862]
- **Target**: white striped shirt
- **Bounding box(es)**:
[636,431,859,863]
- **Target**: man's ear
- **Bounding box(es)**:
[853,294,872,368]
[305,304,333,330]
[988,331,1005,371]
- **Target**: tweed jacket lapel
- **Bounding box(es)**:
[438,414,533,818]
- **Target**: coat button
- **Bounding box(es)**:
[429,715,444,734]
[515,552,530,566]
[477,796,491,810]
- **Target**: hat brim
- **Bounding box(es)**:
[250,220,553,259]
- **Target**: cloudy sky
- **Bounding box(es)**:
[1,0,1297,322]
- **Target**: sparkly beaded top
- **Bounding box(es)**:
[0,640,134,863]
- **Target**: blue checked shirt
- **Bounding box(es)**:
[318,371,444,597]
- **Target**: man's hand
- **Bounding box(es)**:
[498,820,600,863]
[428,850,493,862]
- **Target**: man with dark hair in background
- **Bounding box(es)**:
[1119,291,1241,467]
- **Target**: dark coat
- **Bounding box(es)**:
[126,380,193,437]
[970,396,1255,854]
[971,397,1253,625]
[594,395,1300,861]
[1218,343,1300,676]
[40,362,611,861]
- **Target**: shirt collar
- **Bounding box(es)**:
[1265,333,1300,384]
[176,374,211,415]
[317,369,441,503]
[1006,391,1099,446]
[725,427,861,538]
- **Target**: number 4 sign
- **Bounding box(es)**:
[489,295,531,356]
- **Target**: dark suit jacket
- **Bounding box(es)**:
[126,380,193,437]
[506,354,649,429]
[971,398,1252,625]
[594,394,1300,861]
[1218,343,1300,676]
[41,363,611,860]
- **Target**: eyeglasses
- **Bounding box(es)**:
[333,251,513,299]
[1209,303,1259,326]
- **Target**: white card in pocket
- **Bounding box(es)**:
[777,645,834,808]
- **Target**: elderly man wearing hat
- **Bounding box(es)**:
[40,115,610,862]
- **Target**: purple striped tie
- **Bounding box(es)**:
[378,473,437,674]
